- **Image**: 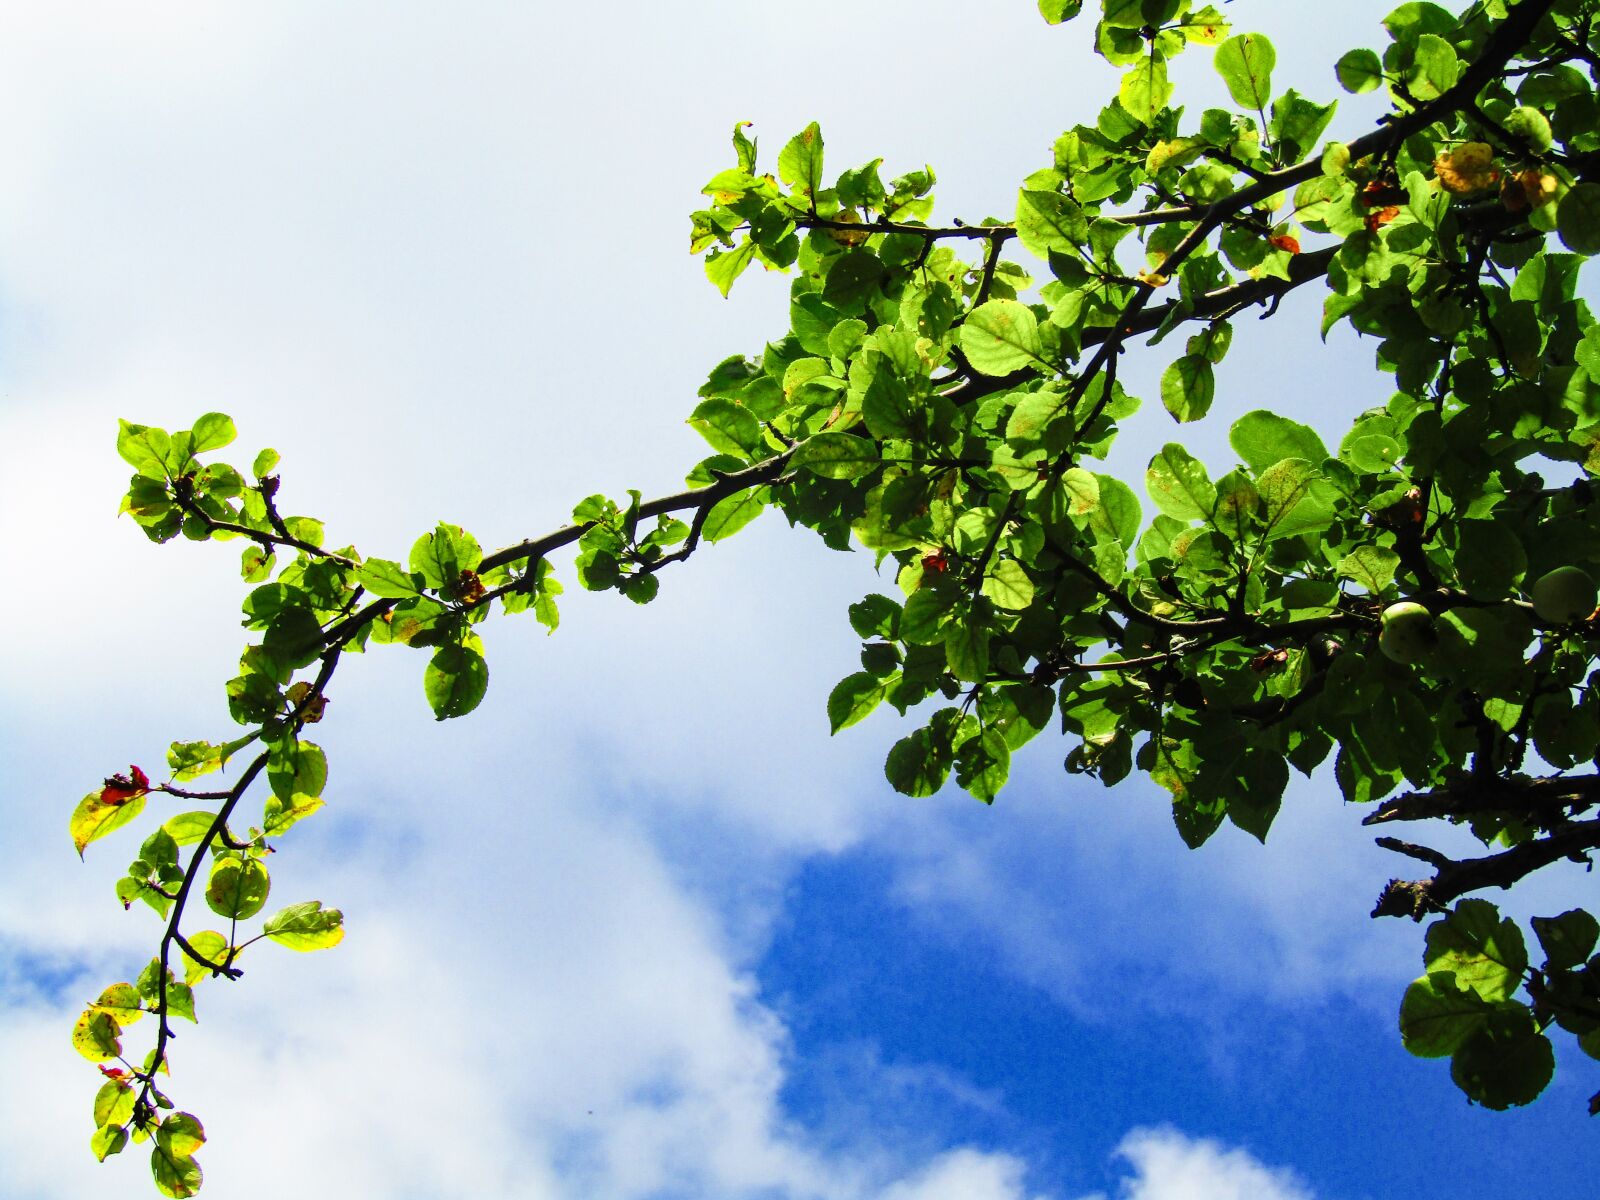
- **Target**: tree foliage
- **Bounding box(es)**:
[70,0,1600,1191]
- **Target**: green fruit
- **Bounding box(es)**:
[1503,106,1553,154]
[1529,565,1597,625]
[1378,601,1437,664]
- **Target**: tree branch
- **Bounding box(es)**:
[1364,774,1600,826]
[477,451,793,575]
[1372,818,1600,920]
[136,749,269,1121]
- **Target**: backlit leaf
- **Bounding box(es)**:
[263,901,345,951]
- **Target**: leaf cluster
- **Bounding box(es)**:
[68,0,1600,1190]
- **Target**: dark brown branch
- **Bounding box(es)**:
[1372,818,1600,920]
[257,476,295,544]
[156,784,233,802]
[1374,836,1455,870]
[798,214,1012,241]
[943,247,1337,410]
[477,451,793,575]
[795,204,1211,243]
[1364,774,1600,826]
[972,228,1016,307]
[172,487,356,568]
[171,930,236,980]
[136,748,269,1122]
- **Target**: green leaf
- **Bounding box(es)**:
[1005,389,1072,445]
[884,727,950,797]
[180,931,232,984]
[822,250,886,309]
[92,1124,129,1162]
[705,242,757,297]
[1230,409,1329,470]
[1531,910,1599,973]
[982,559,1035,610]
[960,300,1045,376]
[944,619,991,682]
[117,420,172,479]
[688,398,762,457]
[70,790,147,858]
[205,854,271,921]
[1179,5,1229,44]
[263,795,323,838]
[1215,32,1275,111]
[354,558,424,599]
[731,121,757,172]
[1340,433,1401,475]
[1405,33,1458,101]
[1160,355,1215,423]
[158,1113,206,1158]
[72,1009,122,1062]
[167,736,251,783]
[267,739,326,803]
[95,1079,137,1128]
[1423,900,1528,1003]
[1016,190,1089,260]
[150,1143,203,1199]
[859,358,915,440]
[1453,520,1525,597]
[955,726,1010,803]
[92,982,145,1025]
[424,641,489,720]
[409,523,482,592]
[1451,1012,1554,1110]
[1057,468,1102,519]
[828,672,890,733]
[189,413,236,454]
[848,594,901,639]
[836,159,885,209]
[263,900,346,951]
[1557,183,1600,255]
[1400,972,1492,1057]
[1037,0,1083,22]
[778,122,825,199]
[791,433,879,480]
[1382,2,1456,40]
[703,488,768,541]
[1256,459,1332,542]
[1336,545,1399,594]
[901,588,952,645]
[1269,90,1338,163]
[1119,55,1173,124]
[1146,444,1217,522]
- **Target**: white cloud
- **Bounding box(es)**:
[880,1148,1038,1200]
[0,797,1043,1200]
[1096,1128,1314,1200]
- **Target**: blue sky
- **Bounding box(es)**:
[1,2,1595,1198]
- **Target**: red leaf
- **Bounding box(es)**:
[100,765,151,808]
[1364,206,1400,232]
[1268,234,1300,255]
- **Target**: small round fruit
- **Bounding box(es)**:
[1529,565,1597,625]
[1503,106,1553,153]
[1378,601,1437,664]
